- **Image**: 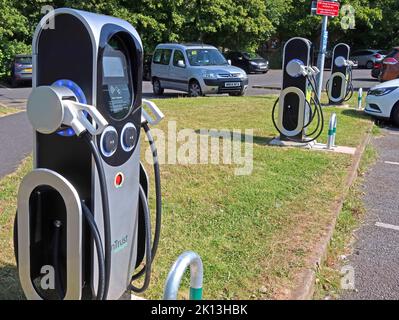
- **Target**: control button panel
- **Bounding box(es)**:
[121,123,137,152]
[100,126,118,157]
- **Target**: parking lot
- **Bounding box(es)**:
[0,69,378,108]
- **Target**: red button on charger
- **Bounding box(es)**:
[115,173,124,187]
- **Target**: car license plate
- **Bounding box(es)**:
[225,82,240,88]
[24,68,32,72]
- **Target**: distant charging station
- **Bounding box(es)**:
[327,43,355,104]
[15,8,164,300]
[272,37,324,145]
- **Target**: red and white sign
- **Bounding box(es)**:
[316,0,340,17]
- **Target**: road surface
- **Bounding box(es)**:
[0,112,32,178]
[342,126,399,299]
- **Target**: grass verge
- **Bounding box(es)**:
[0,157,32,300]
[0,95,373,299]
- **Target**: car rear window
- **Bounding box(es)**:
[153,49,172,65]
[15,57,32,64]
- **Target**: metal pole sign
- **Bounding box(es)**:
[315,0,340,100]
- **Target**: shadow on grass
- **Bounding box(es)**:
[194,129,273,146]
[341,109,372,120]
[0,263,24,300]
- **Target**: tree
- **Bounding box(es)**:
[276,0,387,51]
[0,0,31,76]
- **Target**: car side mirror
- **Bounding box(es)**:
[177,60,186,68]
[228,59,232,65]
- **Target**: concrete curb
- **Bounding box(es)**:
[287,123,373,300]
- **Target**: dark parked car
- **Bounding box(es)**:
[143,54,152,81]
[10,54,32,87]
[225,51,269,74]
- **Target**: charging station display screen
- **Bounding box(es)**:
[101,37,134,120]
[103,57,125,78]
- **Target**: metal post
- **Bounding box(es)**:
[316,15,329,99]
[358,88,363,110]
[332,115,338,147]
[327,113,337,149]
[163,251,203,300]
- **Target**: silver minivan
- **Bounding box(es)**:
[151,43,248,97]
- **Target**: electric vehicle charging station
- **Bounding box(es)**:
[15,8,164,300]
[327,43,355,105]
[271,37,324,145]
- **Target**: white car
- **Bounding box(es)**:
[365,79,399,125]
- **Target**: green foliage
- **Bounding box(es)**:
[0,0,31,76]
[278,0,395,51]
[0,0,398,77]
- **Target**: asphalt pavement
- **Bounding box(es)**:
[341,126,399,300]
[0,112,32,178]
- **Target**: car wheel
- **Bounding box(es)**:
[366,61,374,69]
[391,102,399,127]
[188,80,202,97]
[153,78,164,95]
[229,89,246,97]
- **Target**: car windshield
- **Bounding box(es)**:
[15,57,32,64]
[243,52,263,60]
[386,49,399,58]
[186,49,228,66]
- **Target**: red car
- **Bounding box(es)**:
[377,47,399,82]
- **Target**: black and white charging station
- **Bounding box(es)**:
[15,8,164,300]
[327,43,354,104]
[272,37,324,144]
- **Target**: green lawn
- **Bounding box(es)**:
[0,95,373,300]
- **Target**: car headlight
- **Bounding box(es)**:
[250,61,258,66]
[368,87,398,96]
[202,71,218,79]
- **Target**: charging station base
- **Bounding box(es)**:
[312,143,357,155]
[269,138,356,155]
[269,137,316,149]
[117,291,146,300]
